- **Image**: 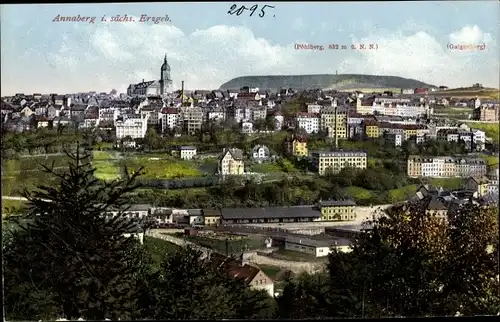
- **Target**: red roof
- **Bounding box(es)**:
[160,107,179,114]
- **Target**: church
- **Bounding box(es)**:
[127,55,173,97]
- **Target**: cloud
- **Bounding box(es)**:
[449,25,493,45]
[338,26,498,88]
[2,21,498,95]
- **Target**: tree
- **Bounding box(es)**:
[326,201,499,318]
[142,247,275,319]
[3,145,147,320]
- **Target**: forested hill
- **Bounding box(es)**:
[219,74,435,90]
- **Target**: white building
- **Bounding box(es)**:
[159,107,180,133]
[306,103,322,114]
[274,236,352,258]
[295,112,320,134]
[251,144,271,163]
[115,114,148,139]
[179,146,197,160]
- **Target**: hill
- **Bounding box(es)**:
[432,86,499,99]
[219,74,435,91]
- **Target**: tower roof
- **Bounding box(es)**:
[161,54,170,71]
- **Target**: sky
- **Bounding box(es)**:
[1,1,499,95]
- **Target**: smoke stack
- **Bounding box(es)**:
[334,105,338,149]
[181,81,184,104]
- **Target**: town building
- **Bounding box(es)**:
[115,114,148,139]
[295,112,320,134]
[251,144,271,163]
[179,146,197,160]
[218,148,245,176]
[407,155,487,178]
[318,200,357,221]
[311,151,367,176]
[220,206,321,224]
[473,105,499,122]
[210,254,274,297]
[127,55,172,97]
[284,135,308,157]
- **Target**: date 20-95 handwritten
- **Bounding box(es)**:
[227,4,275,18]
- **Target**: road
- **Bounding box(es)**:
[2,196,51,202]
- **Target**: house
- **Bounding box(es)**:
[203,209,221,226]
[36,116,50,128]
[149,207,173,227]
[179,146,197,160]
[318,200,357,221]
[251,144,271,163]
[284,135,308,157]
[20,106,34,117]
[210,254,274,297]
[53,116,73,128]
[462,177,489,197]
[48,105,63,118]
[218,148,245,176]
[188,209,204,226]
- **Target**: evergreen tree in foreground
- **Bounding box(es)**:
[3,147,147,320]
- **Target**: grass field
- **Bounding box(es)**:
[270,249,325,262]
[1,155,69,196]
[1,199,28,217]
[143,236,181,268]
[91,151,218,181]
[465,122,500,143]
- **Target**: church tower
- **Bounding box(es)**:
[160,54,172,95]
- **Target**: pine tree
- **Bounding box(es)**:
[3,146,147,320]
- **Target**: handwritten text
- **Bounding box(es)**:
[227,4,275,18]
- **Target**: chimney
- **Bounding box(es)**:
[142,79,144,83]
[334,105,338,149]
[181,81,185,104]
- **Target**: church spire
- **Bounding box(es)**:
[164,54,167,63]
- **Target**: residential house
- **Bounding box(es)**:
[181,107,203,134]
[473,105,499,122]
[203,209,221,226]
[52,116,73,128]
[210,254,274,297]
[284,135,308,157]
[115,114,148,139]
[218,148,245,176]
[251,144,271,163]
[47,105,63,119]
[69,104,87,118]
[159,107,180,133]
[188,209,204,226]
[179,146,197,160]
[36,116,50,128]
[320,107,348,139]
[318,200,357,221]
[20,106,34,117]
[462,177,489,197]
